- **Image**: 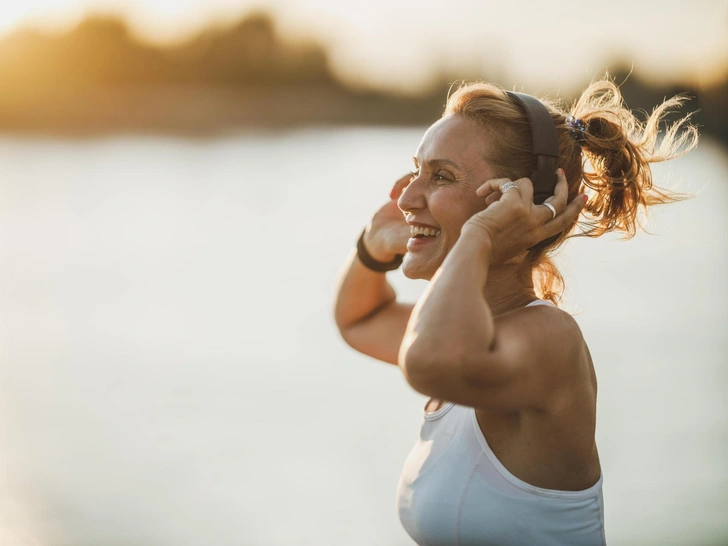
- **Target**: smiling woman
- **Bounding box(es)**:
[333,77,697,545]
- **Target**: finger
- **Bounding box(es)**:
[485,191,502,207]
[543,193,587,235]
[514,177,534,205]
[535,169,569,223]
[476,178,512,198]
[391,173,413,200]
[543,168,569,212]
[496,177,532,207]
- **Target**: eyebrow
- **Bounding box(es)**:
[413,156,462,170]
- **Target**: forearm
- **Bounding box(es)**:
[334,249,397,332]
[400,230,495,370]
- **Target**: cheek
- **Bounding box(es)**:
[431,193,484,235]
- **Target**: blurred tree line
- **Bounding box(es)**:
[0,12,724,145]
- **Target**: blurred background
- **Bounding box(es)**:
[0,1,725,545]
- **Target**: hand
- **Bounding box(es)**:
[463,169,586,264]
[363,173,412,262]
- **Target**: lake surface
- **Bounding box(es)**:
[0,128,726,546]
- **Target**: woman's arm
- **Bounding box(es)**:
[399,173,587,411]
[398,229,581,411]
[334,248,414,365]
[334,175,414,365]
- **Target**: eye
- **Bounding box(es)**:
[409,168,453,182]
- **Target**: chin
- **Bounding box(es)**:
[402,255,438,281]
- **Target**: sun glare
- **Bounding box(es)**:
[0,0,724,93]
[0,1,89,36]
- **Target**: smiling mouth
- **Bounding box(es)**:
[410,226,441,238]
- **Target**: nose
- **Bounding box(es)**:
[397,175,427,214]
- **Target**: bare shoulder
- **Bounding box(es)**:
[494,301,586,371]
[491,302,592,408]
[418,301,593,413]
[518,300,582,332]
[516,304,596,409]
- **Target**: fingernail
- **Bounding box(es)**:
[582,194,588,204]
[390,189,396,199]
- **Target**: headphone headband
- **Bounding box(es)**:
[504,91,559,205]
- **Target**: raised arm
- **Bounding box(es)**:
[334,174,413,365]
[399,172,588,410]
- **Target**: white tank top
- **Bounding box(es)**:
[395,300,606,546]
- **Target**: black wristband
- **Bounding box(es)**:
[356,229,404,272]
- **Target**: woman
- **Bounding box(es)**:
[333,79,697,545]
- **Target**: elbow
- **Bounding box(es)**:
[400,362,435,397]
[400,342,495,394]
[334,316,348,339]
[332,300,348,334]
[337,326,358,351]
[334,314,357,349]
[333,300,357,342]
[399,344,452,396]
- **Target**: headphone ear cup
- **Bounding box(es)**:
[532,158,558,205]
[533,186,554,205]
[529,171,563,250]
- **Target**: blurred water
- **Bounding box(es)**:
[0,128,725,546]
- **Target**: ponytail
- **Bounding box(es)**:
[444,77,699,303]
[571,79,698,239]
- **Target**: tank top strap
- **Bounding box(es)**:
[525,299,556,308]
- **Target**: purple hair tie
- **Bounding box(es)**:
[566,115,587,143]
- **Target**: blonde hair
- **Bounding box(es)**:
[444,78,698,304]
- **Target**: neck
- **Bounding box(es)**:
[484,262,538,317]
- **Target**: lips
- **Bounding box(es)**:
[407,232,440,251]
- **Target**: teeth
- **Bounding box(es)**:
[410,225,441,237]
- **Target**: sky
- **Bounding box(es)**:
[0,0,726,93]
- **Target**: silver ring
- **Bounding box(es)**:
[500,181,518,193]
[543,202,557,220]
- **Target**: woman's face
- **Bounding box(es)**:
[399,114,496,280]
